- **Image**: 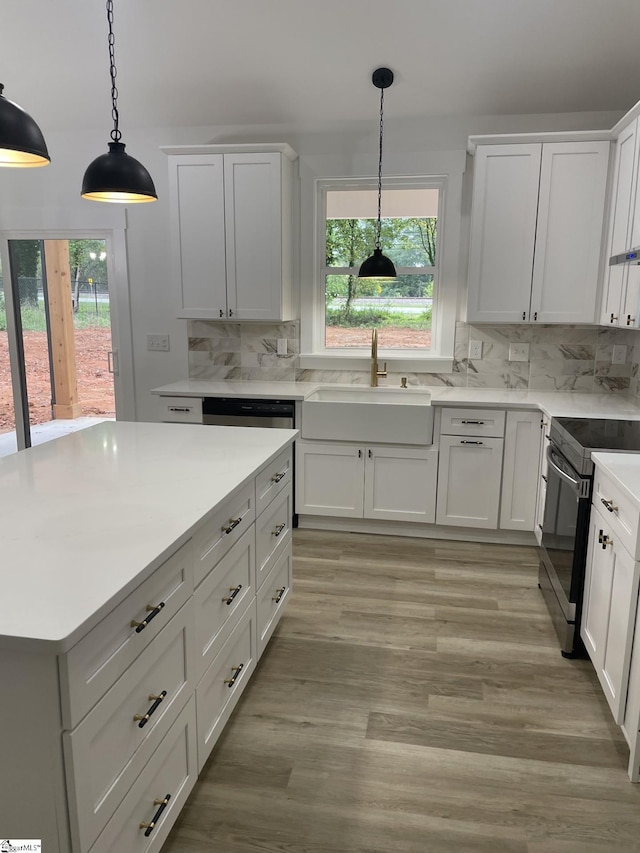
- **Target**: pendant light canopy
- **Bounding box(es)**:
[0,83,50,167]
[358,67,396,280]
[82,0,157,203]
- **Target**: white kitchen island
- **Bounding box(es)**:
[0,420,296,852]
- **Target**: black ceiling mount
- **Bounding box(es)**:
[372,67,394,89]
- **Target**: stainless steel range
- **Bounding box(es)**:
[539,417,640,657]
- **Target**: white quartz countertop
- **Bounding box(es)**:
[152,380,640,420]
[592,452,640,510]
[0,421,297,652]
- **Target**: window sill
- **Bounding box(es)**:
[298,353,454,374]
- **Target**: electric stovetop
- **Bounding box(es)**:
[551,417,640,475]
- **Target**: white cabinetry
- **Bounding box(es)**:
[467,140,610,323]
[166,144,296,321]
[296,441,438,523]
[535,413,551,544]
[500,410,543,531]
[601,119,640,326]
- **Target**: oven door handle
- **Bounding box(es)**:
[546,445,581,495]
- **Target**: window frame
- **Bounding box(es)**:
[300,174,455,373]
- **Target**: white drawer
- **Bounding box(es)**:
[255,484,292,588]
[194,525,255,681]
[89,696,198,853]
[158,395,203,424]
[257,544,292,658]
[64,602,194,853]
[255,447,293,516]
[593,467,640,559]
[196,600,257,771]
[440,407,506,438]
[60,540,194,729]
[192,481,256,587]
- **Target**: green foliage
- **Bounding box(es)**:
[326,306,432,330]
[0,300,110,333]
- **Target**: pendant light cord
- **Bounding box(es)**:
[375,86,384,251]
[106,0,121,142]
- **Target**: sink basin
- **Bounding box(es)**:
[302,385,434,444]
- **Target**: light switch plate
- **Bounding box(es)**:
[468,340,483,360]
[277,338,288,356]
[147,334,170,352]
[509,343,530,362]
[612,344,627,364]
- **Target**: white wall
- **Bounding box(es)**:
[0,109,623,421]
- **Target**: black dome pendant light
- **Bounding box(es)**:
[81,0,157,203]
[358,67,396,280]
[0,84,50,167]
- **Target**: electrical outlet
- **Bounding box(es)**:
[509,343,530,362]
[147,334,170,352]
[468,340,483,360]
[612,344,627,364]
[277,338,288,356]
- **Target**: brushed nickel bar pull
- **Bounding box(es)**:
[273,522,286,537]
[601,498,619,513]
[133,690,167,728]
[460,419,484,425]
[140,793,171,836]
[598,529,614,549]
[628,315,635,325]
[131,602,165,633]
[611,313,618,323]
[271,471,286,483]
[168,406,192,413]
[223,584,242,605]
[224,662,244,687]
[460,440,484,445]
[222,517,242,535]
[272,586,286,604]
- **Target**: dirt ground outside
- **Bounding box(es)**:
[0,327,115,432]
[325,326,432,348]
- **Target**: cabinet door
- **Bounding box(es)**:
[224,153,291,321]
[500,410,542,531]
[530,142,610,323]
[168,154,228,318]
[534,414,551,544]
[295,441,365,518]
[467,144,541,322]
[582,505,640,724]
[601,120,638,325]
[436,436,503,529]
[363,445,438,523]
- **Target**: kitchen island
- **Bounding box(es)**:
[0,420,297,852]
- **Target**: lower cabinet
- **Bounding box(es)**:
[500,410,543,531]
[296,441,438,523]
[436,435,504,528]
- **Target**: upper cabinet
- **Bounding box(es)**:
[467,140,610,324]
[165,144,297,321]
[601,119,640,327]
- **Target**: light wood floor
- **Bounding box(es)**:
[162,530,640,852]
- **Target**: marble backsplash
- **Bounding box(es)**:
[187,319,640,397]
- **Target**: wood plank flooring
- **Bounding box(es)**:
[161,530,640,852]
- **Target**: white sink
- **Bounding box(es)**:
[302,385,434,444]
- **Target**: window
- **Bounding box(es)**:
[306,176,454,369]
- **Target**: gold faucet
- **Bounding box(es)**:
[370,328,387,387]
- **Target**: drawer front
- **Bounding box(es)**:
[90,696,198,853]
[255,447,293,516]
[60,540,194,730]
[192,481,256,587]
[255,484,292,588]
[158,395,203,424]
[64,603,194,853]
[196,600,257,771]
[257,544,292,658]
[440,407,506,438]
[593,467,640,559]
[194,525,255,681]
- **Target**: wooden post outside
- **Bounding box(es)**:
[44,240,82,419]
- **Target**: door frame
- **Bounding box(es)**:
[0,225,135,450]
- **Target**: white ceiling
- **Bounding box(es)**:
[3,0,640,134]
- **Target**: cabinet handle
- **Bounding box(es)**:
[222,517,242,535]
[522,311,526,320]
[219,309,224,318]
[272,585,286,604]
[224,662,244,687]
[271,471,286,483]
[598,529,614,549]
[133,690,167,728]
[358,449,362,458]
[533,312,538,321]
[140,794,171,836]
[542,474,547,483]
[460,440,484,445]
[131,602,165,633]
[601,498,619,513]
[168,406,192,413]
[628,315,636,326]
[611,313,618,323]
[368,449,372,458]
[229,308,234,317]
[461,419,484,425]
[222,584,243,605]
[272,522,286,537]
